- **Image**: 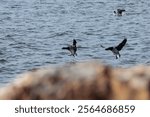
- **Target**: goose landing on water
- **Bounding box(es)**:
[102,38,127,59]
[114,9,126,16]
[62,39,77,57]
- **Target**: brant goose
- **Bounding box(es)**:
[102,38,127,59]
[114,9,126,16]
[62,39,77,56]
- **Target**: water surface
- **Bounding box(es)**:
[0,0,150,86]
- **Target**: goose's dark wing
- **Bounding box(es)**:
[62,44,72,50]
[62,47,70,50]
[115,39,127,51]
[105,47,113,51]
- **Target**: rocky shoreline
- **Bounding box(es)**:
[0,61,150,99]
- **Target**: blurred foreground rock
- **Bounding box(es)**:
[0,61,150,100]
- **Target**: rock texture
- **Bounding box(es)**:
[0,61,150,100]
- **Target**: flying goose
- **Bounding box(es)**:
[102,38,127,59]
[62,39,77,57]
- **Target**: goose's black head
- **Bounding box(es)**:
[73,39,77,46]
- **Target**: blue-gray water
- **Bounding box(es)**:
[0,0,150,86]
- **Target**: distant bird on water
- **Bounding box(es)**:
[114,9,126,16]
[101,38,127,59]
[62,39,77,57]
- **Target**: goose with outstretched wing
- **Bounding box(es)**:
[104,38,127,59]
[62,39,77,57]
